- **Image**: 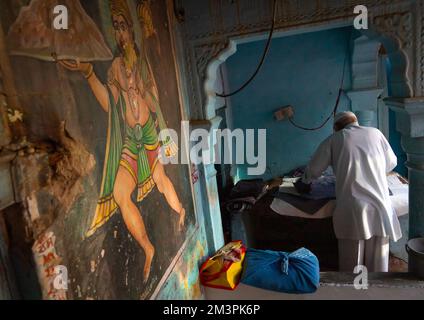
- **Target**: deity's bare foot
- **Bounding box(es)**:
[143,245,155,283]
[178,208,186,232]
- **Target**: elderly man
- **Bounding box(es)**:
[295,111,402,272]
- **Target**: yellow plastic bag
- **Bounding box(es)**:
[199,240,246,290]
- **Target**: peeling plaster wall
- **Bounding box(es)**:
[0,0,209,300]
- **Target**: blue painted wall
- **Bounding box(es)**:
[225,27,353,180]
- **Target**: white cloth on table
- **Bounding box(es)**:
[302,124,401,242]
[270,198,335,219]
[270,173,408,219]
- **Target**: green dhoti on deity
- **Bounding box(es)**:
[86,81,177,237]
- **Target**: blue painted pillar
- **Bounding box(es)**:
[386,98,424,239]
[402,136,424,239]
[190,117,224,253]
[347,88,383,128]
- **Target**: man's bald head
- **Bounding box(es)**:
[334,112,358,132]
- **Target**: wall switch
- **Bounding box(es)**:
[274,106,294,121]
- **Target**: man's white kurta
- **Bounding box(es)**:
[303,124,402,241]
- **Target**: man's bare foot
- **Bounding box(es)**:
[143,245,155,283]
[178,208,185,232]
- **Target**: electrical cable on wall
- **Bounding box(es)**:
[288,52,349,131]
[216,0,278,98]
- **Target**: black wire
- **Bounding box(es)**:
[216,0,278,98]
[288,52,348,131]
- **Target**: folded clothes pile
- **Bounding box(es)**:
[273,167,336,215]
[225,179,268,213]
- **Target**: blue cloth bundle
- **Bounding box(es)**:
[241,247,320,294]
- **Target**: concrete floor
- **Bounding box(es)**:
[205,273,424,300]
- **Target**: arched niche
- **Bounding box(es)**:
[201,20,355,121]
[193,4,418,122]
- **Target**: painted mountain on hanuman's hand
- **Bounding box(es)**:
[7,0,113,62]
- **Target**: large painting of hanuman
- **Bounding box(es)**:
[59,0,185,282]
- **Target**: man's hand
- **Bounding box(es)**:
[294,179,312,194]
